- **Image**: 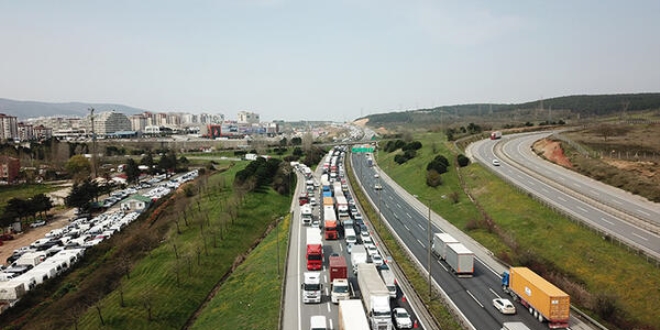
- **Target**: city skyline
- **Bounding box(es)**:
[1,1,659,122]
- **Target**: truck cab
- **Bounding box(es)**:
[331,278,350,303]
[301,272,323,304]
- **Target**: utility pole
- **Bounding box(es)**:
[89,107,98,178]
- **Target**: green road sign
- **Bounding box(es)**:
[351,146,374,153]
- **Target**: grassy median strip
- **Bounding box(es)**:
[375,132,660,329]
[190,213,290,329]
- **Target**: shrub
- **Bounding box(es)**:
[426,169,442,187]
[394,154,408,164]
[457,154,470,167]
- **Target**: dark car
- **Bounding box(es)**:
[36,240,64,252]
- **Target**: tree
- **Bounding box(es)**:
[124,158,141,184]
[141,152,154,174]
[66,178,99,212]
[426,169,442,187]
[457,154,470,167]
[65,155,91,181]
[32,194,53,220]
[158,151,177,177]
[291,137,302,145]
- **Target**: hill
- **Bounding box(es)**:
[359,93,660,127]
[0,98,146,119]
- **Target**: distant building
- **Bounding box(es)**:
[0,113,18,141]
[82,110,132,136]
[130,114,148,132]
[17,122,34,141]
[33,125,53,140]
[0,155,20,184]
[238,111,260,124]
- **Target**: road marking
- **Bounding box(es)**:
[437,259,448,272]
[417,223,424,231]
[407,212,412,218]
[326,301,331,312]
[404,225,410,231]
[600,217,614,225]
[466,290,484,307]
[397,203,401,209]
[557,196,567,202]
[329,319,334,330]
[489,287,501,298]
[632,232,649,241]
[576,206,589,213]
[339,244,343,252]
[637,209,651,217]
[389,195,394,200]
[417,239,425,248]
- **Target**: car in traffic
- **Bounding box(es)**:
[392,307,413,329]
[365,243,378,257]
[371,253,384,266]
[493,298,516,314]
[492,159,501,166]
[374,184,383,190]
[374,173,380,178]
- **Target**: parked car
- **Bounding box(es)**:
[393,307,413,329]
[30,220,46,228]
[493,298,516,314]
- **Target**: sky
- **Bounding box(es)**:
[1,0,659,122]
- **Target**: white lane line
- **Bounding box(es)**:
[326,301,331,312]
[632,232,649,241]
[417,223,424,231]
[397,203,401,209]
[557,196,567,202]
[407,212,412,218]
[339,244,343,252]
[489,287,501,298]
[576,206,589,213]
[437,259,448,272]
[637,209,651,217]
[466,290,484,308]
[329,319,334,330]
[600,217,614,225]
[404,225,410,231]
[417,239,425,248]
[389,195,394,200]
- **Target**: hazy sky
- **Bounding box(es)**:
[1,1,659,121]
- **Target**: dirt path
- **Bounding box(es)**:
[0,208,75,265]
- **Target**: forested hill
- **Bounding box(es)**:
[359,93,660,125]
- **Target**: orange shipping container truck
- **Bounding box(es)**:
[502,267,570,329]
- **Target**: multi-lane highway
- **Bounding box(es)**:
[351,153,573,330]
[469,132,660,260]
[282,158,421,330]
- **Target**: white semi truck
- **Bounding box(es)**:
[431,233,459,260]
[301,272,323,304]
[356,263,392,330]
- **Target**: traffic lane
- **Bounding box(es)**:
[358,156,553,330]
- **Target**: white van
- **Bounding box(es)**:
[310,315,327,330]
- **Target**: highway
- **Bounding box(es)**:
[349,153,575,330]
[469,132,660,260]
[281,157,422,330]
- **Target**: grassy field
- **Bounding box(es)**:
[375,132,660,330]
[0,183,59,213]
[190,212,290,329]
[70,167,291,329]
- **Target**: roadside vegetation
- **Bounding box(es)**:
[0,161,291,329]
[189,212,290,329]
[374,131,660,330]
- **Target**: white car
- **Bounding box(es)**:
[371,253,384,266]
[492,159,501,166]
[493,298,516,314]
[360,231,372,244]
[393,307,413,329]
[310,197,317,206]
[30,220,46,228]
[374,173,380,178]
[374,184,383,190]
[365,243,378,257]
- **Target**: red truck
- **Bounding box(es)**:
[299,193,309,206]
[323,206,339,240]
[329,255,347,282]
[306,228,323,270]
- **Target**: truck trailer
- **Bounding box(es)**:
[431,233,459,260]
[351,245,367,274]
[329,256,349,303]
[306,228,323,270]
[502,267,570,328]
[323,206,339,240]
[356,263,392,330]
[338,299,370,330]
[300,204,313,226]
[445,243,474,276]
[501,322,532,330]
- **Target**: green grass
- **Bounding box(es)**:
[375,133,660,330]
[0,183,58,213]
[190,213,290,329]
[70,164,291,329]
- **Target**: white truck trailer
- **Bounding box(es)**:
[445,243,474,276]
[351,245,367,275]
[379,268,397,298]
[338,299,370,330]
[357,263,392,330]
[431,233,459,260]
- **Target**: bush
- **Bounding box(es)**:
[402,141,422,151]
[394,154,408,164]
[426,169,442,187]
[457,154,470,167]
